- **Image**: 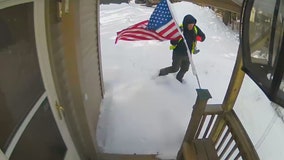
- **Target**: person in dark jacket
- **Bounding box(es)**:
[158,14,205,83]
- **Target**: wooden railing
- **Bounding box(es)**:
[184,0,241,13]
[177,89,260,160]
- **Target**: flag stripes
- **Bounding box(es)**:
[156,19,180,39]
[115,0,182,43]
[115,20,169,43]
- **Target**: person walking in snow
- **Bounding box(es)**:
[158,14,206,83]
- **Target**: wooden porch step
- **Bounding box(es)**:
[182,139,219,160]
[98,153,159,160]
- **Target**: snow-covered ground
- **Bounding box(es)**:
[97,1,284,159]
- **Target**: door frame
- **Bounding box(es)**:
[33,0,80,159]
[0,0,80,159]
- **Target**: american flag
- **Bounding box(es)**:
[115,0,182,44]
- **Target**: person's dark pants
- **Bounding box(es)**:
[159,54,190,82]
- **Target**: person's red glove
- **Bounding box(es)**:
[196,36,202,41]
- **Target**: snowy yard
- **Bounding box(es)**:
[97,1,284,159]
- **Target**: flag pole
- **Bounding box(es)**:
[166,0,201,89]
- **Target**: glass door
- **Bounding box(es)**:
[0,1,79,159]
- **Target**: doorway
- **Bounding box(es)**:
[0,1,79,159]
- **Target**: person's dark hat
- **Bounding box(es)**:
[182,14,197,26]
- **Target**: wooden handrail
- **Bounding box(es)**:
[177,89,259,160]
[224,111,260,160]
[222,44,245,111]
[204,104,223,115]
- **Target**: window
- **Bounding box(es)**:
[242,0,284,107]
[0,3,45,151]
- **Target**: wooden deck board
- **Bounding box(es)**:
[98,153,159,160]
